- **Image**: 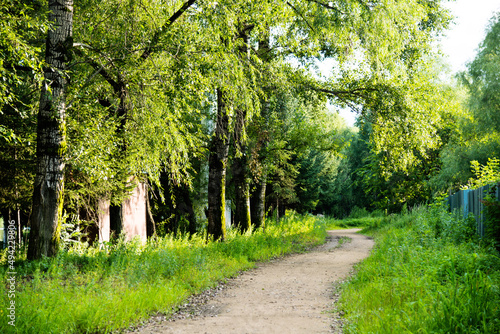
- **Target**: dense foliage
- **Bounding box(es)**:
[0,0,459,250]
[1,0,498,249]
[430,12,500,194]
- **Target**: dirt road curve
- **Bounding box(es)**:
[131,229,374,334]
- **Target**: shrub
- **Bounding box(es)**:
[348,206,370,219]
[483,192,500,251]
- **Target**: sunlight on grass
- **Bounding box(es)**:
[0,212,326,334]
[339,206,500,334]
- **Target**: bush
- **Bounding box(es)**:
[484,193,500,251]
[348,206,370,219]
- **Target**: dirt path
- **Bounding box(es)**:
[130,229,374,334]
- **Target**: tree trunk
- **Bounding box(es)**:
[172,184,197,235]
[1,209,9,248]
[250,175,267,229]
[231,26,253,232]
[247,30,272,231]
[27,0,73,260]
[207,89,230,241]
[232,107,251,232]
[97,197,110,242]
[146,187,156,237]
[232,158,251,231]
[276,198,280,223]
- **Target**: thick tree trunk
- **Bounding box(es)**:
[232,158,251,231]
[27,0,73,260]
[232,107,251,232]
[207,89,230,241]
[250,175,267,229]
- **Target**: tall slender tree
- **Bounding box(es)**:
[231,24,254,232]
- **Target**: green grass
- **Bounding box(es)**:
[7,207,497,333]
[0,211,326,334]
[338,206,500,333]
[324,214,393,231]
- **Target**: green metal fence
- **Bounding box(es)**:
[447,183,500,237]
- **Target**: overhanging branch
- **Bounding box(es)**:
[73,44,122,91]
[312,86,378,99]
[286,1,316,33]
[309,86,381,113]
[140,0,197,61]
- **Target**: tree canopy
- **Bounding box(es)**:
[6,0,497,257]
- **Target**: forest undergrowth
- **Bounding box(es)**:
[0,212,326,334]
[339,204,500,333]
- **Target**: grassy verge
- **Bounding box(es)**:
[339,205,500,333]
[0,212,326,334]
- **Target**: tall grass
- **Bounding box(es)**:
[0,212,326,334]
[339,205,500,333]
[325,208,391,230]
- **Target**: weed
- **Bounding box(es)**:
[329,236,352,252]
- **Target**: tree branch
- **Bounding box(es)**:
[286,1,316,33]
[310,86,380,113]
[4,65,34,72]
[237,24,255,40]
[306,0,343,13]
[140,0,197,61]
[312,87,378,99]
[73,44,122,94]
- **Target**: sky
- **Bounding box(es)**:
[338,0,500,127]
[441,0,500,73]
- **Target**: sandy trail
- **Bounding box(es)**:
[130,229,374,334]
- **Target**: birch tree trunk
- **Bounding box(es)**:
[207,89,230,241]
[27,0,73,260]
